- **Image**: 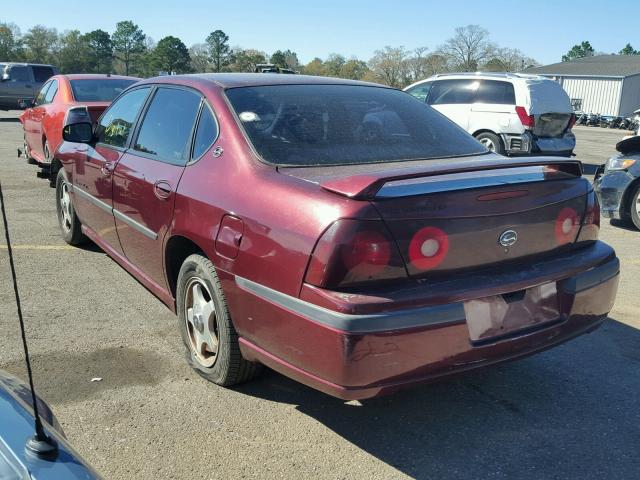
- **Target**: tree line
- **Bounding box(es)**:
[562,41,640,61]
[1,21,540,88]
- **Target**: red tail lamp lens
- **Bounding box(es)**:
[305,219,407,288]
[577,191,600,242]
[408,226,449,270]
[515,106,535,128]
[555,207,579,244]
[568,114,577,129]
[342,231,390,272]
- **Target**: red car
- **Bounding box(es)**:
[54,74,619,400]
[19,74,139,179]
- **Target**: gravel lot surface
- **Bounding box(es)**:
[1,112,638,480]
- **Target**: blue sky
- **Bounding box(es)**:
[3,1,633,65]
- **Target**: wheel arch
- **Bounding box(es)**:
[472,128,500,138]
[164,234,207,299]
[621,175,640,219]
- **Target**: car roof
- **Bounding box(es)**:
[61,74,140,81]
[141,73,389,89]
[1,62,56,67]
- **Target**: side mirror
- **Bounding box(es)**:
[1,73,10,81]
[62,107,94,144]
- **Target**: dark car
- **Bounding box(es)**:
[0,63,58,110]
[0,370,99,479]
[53,74,619,400]
[594,135,640,230]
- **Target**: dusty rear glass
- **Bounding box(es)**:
[225,84,486,166]
[70,79,137,102]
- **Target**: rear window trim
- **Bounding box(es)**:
[223,84,489,168]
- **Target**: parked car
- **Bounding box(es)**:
[594,135,640,229]
[54,74,618,400]
[404,73,576,157]
[0,62,58,110]
[19,74,139,178]
[0,370,99,479]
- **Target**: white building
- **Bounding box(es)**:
[524,55,640,116]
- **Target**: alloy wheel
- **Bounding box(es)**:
[59,181,72,233]
[184,277,219,368]
[479,137,496,152]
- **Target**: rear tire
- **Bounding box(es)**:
[475,132,505,155]
[55,169,84,245]
[177,254,262,386]
[624,182,640,230]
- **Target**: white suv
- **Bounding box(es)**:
[404,73,576,157]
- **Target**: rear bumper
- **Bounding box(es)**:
[231,242,618,400]
[593,169,635,219]
[501,131,575,157]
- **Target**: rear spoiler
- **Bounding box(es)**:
[320,157,583,200]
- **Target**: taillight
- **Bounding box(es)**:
[305,219,407,289]
[515,106,535,128]
[567,113,577,130]
[408,226,449,270]
[555,207,579,245]
[576,190,600,243]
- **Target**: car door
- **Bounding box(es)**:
[23,80,51,151]
[112,86,202,289]
[426,79,478,132]
[71,86,152,256]
[28,78,59,160]
[469,80,516,134]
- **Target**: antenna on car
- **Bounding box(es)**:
[0,179,58,459]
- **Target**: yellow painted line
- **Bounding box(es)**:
[0,244,76,251]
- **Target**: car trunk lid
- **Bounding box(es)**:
[282,156,589,279]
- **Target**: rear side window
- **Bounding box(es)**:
[8,66,30,82]
[70,79,137,102]
[406,82,432,103]
[134,87,201,165]
[98,87,151,148]
[34,81,51,106]
[44,79,58,103]
[476,80,515,105]
[191,104,218,160]
[226,84,486,167]
[32,66,54,83]
[428,79,479,105]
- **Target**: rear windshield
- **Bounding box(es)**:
[70,79,137,102]
[225,84,486,166]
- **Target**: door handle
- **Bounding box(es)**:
[100,162,114,176]
[153,180,172,200]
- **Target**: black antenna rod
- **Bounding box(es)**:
[0,179,58,458]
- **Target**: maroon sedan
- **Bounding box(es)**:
[54,74,619,400]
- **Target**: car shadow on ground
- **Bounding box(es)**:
[609,219,639,232]
[234,318,640,479]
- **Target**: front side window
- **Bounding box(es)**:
[32,66,54,83]
[34,81,51,106]
[406,82,432,103]
[8,66,30,82]
[97,87,150,148]
[428,79,479,105]
[43,79,58,103]
[70,79,137,102]
[226,84,486,167]
[191,104,218,160]
[476,80,516,105]
[134,87,201,165]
